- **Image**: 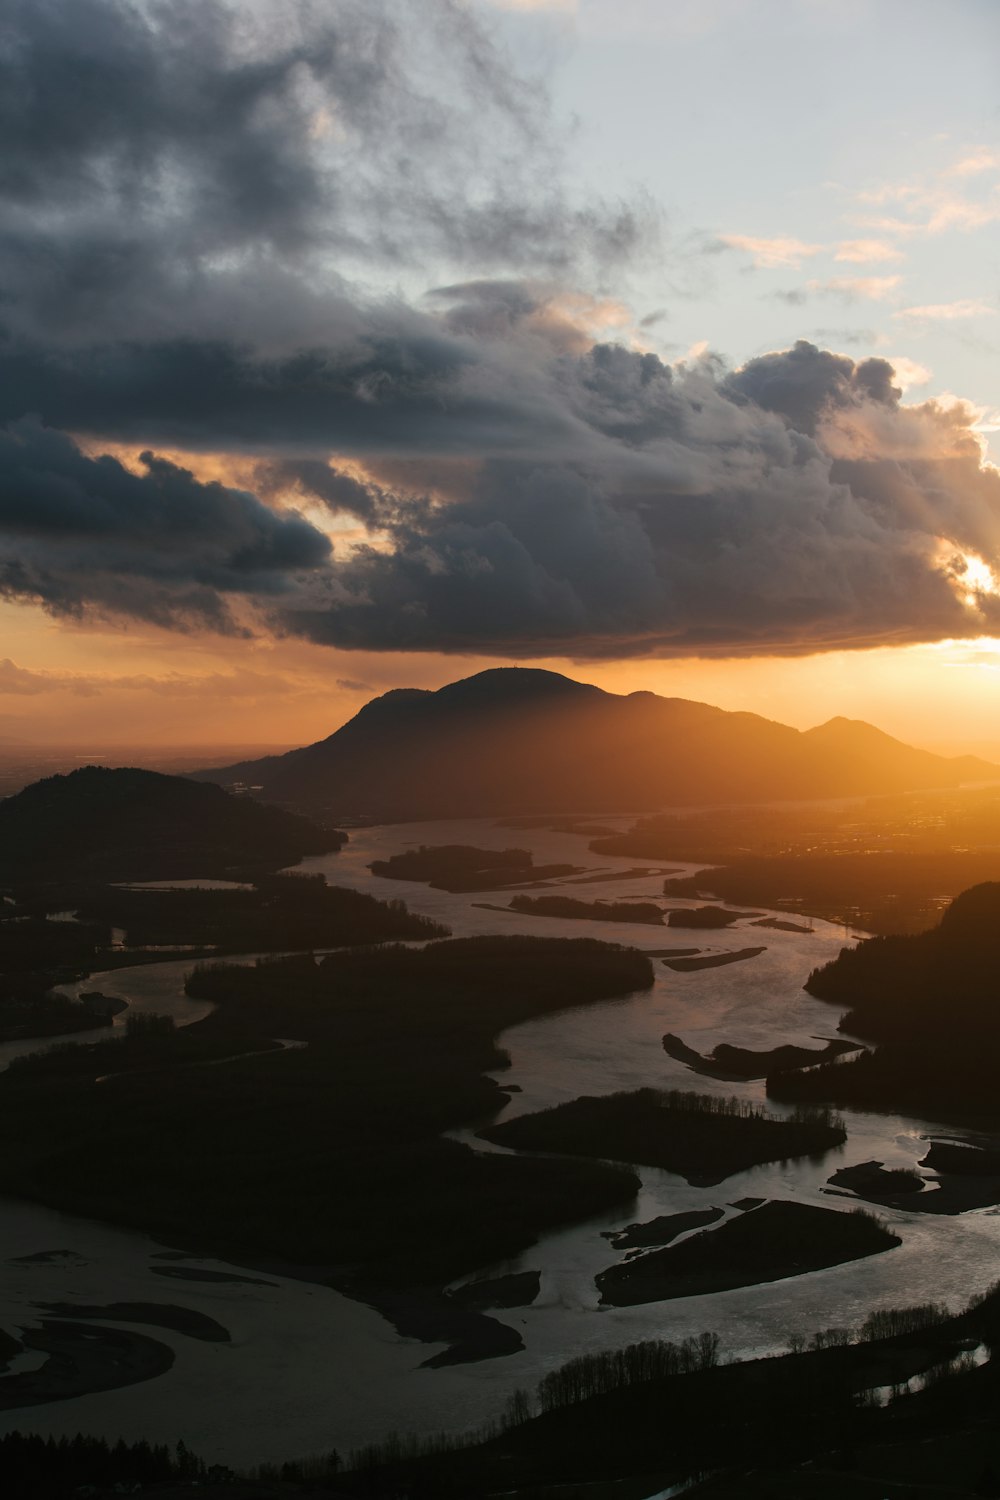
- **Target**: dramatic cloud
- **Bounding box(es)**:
[2,3,999,663]
[5,314,1000,657]
[0,419,330,630]
[266,339,1000,660]
[0,0,651,351]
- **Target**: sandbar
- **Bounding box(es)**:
[596,1200,900,1306]
[663,1032,861,1080]
[604,1207,724,1250]
[448,1270,540,1311]
[662,947,766,972]
[152,1265,278,1287]
[37,1301,230,1342]
[751,917,815,933]
[352,1286,523,1368]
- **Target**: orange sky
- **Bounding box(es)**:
[3,1,1000,770]
[6,595,1000,762]
[7,436,1000,761]
[1,438,987,761]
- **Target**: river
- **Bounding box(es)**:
[1,815,997,1467]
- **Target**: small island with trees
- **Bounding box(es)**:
[507,894,667,924]
[596,1200,901,1305]
[369,844,583,890]
[479,1087,847,1186]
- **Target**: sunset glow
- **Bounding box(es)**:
[0,0,996,759]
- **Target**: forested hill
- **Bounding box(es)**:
[770,883,1000,1119]
[805,881,1000,1042]
[0,765,345,880]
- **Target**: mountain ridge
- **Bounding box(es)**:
[193,668,997,822]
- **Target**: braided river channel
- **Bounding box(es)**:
[1,816,997,1467]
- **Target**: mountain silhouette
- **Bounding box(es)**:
[194,667,996,821]
[0,765,344,880]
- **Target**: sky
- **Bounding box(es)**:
[2,0,999,755]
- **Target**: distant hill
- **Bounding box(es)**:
[0,766,345,880]
[193,667,997,821]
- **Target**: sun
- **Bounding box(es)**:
[948,550,1000,611]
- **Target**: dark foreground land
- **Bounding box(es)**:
[595,1200,899,1305]
[0,937,651,1355]
[0,1432,243,1498]
[292,1288,1000,1499]
[479,1087,846,1186]
[7,1289,1000,1498]
[7,1310,1000,1499]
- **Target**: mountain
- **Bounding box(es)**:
[0,765,345,880]
[192,667,997,822]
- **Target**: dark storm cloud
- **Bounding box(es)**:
[272,340,1000,659]
[256,460,395,526]
[723,343,901,435]
[5,325,1000,655]
[0,321,582,456]
[2,2,998,660]
[0,0,651,349]
[0,418,330,629]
